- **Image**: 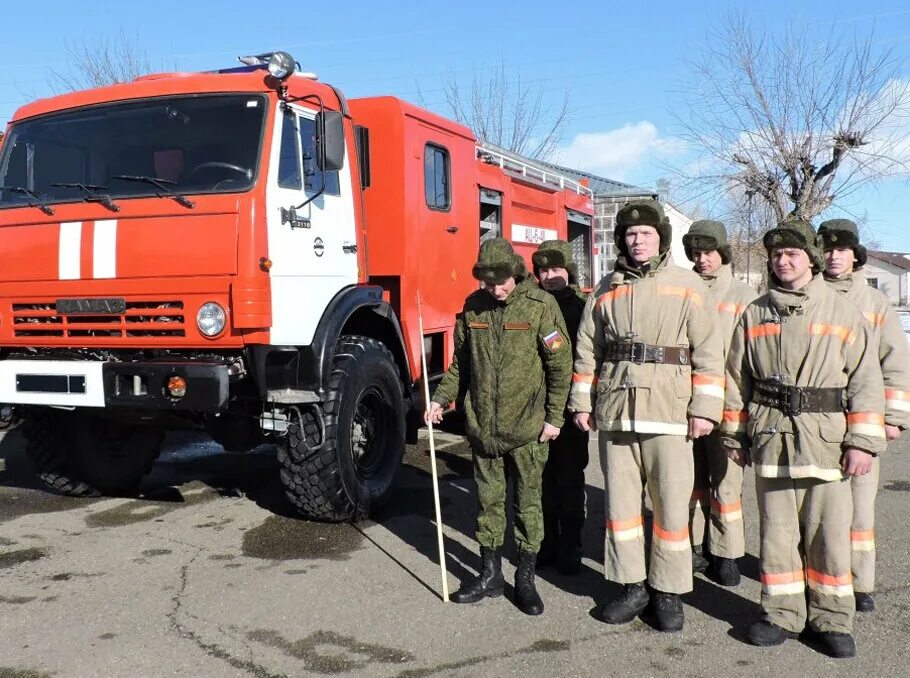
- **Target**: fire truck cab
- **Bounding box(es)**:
[0,52,594,520]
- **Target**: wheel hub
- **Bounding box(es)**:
[350,389,386,475]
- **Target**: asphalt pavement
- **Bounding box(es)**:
[1,425,909,677]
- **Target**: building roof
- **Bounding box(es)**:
[868,250,910,272]
[534,159,654,198]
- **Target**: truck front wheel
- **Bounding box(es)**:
[23,410,164,497]
[278,336,406,521]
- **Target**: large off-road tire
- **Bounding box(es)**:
[278,336,406,521]
[23,409,164,497]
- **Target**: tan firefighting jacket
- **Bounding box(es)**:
[825,269,910,429]
[720,274,886,480]
[701,264,759,349]
[569,252,725,435]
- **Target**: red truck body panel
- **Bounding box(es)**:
[0,70,593,385]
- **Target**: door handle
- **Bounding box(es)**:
[446,225,459,233]
[342,243,358,254]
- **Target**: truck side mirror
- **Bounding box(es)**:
[316,110,345,172]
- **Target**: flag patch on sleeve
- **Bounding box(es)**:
[543,330,564,351]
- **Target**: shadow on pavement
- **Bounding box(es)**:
[0,425,299,519]
[685,574,763,640]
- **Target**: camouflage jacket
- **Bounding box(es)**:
[825,269,910,429]
[699,264,759,353]
[569,253,725,435]
[432,278,573,456]
[720,274,887,480]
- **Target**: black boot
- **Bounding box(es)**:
[815,631,856,658]
[599,582,649,624]
[451,546,504,604]
[747,620,798,647]
[650,591,684,632]
[514,551,544,615]
[855,592,875,612]
[556,518,584,575]
[708,556,741,587]
[692,545,709,573]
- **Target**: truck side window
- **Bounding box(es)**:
[299,117,340,196]
[277,110,301,189]
[424,144,450,210]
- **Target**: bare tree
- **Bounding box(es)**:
[673,14,910,223]
[437,60,571,159]
[50,31,152,91]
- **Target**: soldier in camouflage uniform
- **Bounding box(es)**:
[570,200,724,632]
[682,220,758,586]
[818,219,910,613]
[721,220,886,658]
[427,238,572,615]
[532,240,590,575]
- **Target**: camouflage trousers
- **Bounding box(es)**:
[690,431,745,559]
[473,440,548,552]
[850,455,880,593]
[756,474,854,634]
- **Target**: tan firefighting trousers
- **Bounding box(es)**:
[850,455,880,593]
[601,432,694,594]
[756,474,854,634]
[690,432,745,558]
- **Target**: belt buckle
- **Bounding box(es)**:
[629,341,647,364]
[786,386,804,416]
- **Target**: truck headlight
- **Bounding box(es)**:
[197,302,227,337]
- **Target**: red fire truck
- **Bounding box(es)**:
[0,52,593,520]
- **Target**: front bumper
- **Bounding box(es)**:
[0,359,229,411]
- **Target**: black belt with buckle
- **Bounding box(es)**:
[752,379,844,415]
[603,341,691,365]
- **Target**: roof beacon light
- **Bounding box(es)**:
[236,52,298,80]
[267,52,296,80]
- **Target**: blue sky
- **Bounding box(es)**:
[2,0,908,249]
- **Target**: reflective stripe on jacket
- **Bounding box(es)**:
[721,274,886,480]
[570,253,724,435]
[825,269,910,429]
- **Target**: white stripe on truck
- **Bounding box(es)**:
[93,219,118,279]
[59,222,82,280]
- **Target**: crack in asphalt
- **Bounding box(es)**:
[167,560,288,678]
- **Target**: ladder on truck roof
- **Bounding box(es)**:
[476,143,593,198]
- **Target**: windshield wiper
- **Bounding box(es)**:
[1,185,55,215]
[50,183,120,212]
[113,175,195,209]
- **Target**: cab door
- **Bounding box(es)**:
[266,104,358,345]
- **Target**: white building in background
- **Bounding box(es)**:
[534,162,700,281]
[864,250,910,307]
[662,202,693,269]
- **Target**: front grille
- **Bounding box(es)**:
[12,301,186,338]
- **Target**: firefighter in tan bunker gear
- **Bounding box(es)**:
[427,238,572,616]
[721,220,886,659]
[682,220,758,587]
[570,199,724,632]
[818,218,910,614]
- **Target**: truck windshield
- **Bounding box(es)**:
[0,94,267,210]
